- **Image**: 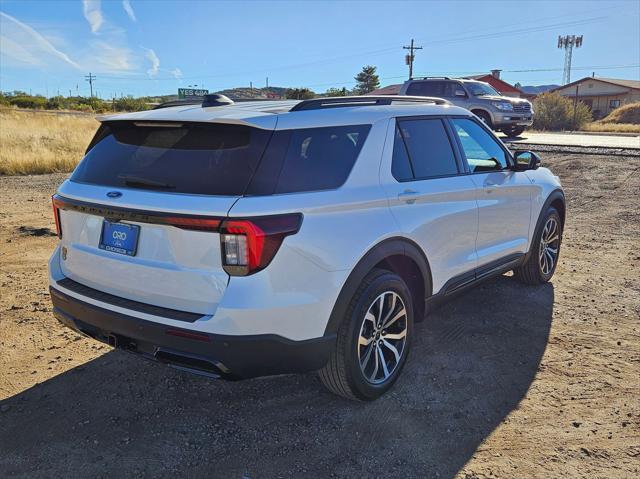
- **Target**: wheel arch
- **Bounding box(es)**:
[470,108,493,125]
[524,188,566,263]
[324,237,433,335]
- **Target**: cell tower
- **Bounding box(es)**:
[557,35,583,84]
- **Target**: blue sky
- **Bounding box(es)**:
[1,0,639,98]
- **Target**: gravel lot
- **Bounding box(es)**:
[0,150,638,478]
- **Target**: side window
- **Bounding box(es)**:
[451,118,509,172]
[274,125,371,194]
[391,125,413,181]
[406,81,452,98]
[396,119,459,179]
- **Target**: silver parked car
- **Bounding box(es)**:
[399,77,534,137]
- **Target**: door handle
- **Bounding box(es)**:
[398,189,419,204]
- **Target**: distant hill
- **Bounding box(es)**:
[150,86,294,103]
[215,86,288,100]
[519,84,560,95]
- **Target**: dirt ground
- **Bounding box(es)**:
[0,152,638,478]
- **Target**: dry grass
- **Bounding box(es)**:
[0,109,98,175]
[598,101,640,124]
[582,122,640,133]
[582,102,640,133]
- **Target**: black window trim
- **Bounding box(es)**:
[445,115,514,174]
[391,116,464,183]
[393,123,416,181]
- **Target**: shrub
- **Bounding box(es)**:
[9,95,48,109]
[285,88,315,100]
[533,92,592,130]
[112,96,150,112]
[46,96,66,110]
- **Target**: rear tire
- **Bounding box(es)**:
[319,269,414,401]
[514,207,562,284]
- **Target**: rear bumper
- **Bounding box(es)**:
[50,287,335,380]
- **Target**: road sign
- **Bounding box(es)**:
[178,88,209,99]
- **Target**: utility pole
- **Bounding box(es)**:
[85,72,96,97]
[403,39,423,80]
[573,84,579,129]
[557,35,583,84]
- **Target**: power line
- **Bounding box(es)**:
[403,39,423,80]
[94,16,607,83]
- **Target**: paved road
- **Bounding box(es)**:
[501,131,640,149]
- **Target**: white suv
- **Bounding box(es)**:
[49,95,565,400]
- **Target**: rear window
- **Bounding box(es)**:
[74,122,371,196]
[72,122,272,196]
[396,119,459,179]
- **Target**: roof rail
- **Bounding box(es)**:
[289,95,450,112]
[411,76,452,80]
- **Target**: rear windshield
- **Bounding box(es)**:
[73,122,371,196]
[71,122,272,196]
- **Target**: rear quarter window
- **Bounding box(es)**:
[248,124,371,195]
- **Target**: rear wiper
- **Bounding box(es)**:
[118,175,176,190]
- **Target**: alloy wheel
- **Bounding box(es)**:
[539,216,560,275]
[357,291,408,385]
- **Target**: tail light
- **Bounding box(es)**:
[220,214,302,276]
[52,195,62,238]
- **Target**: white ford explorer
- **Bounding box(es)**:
[49,95,565,400]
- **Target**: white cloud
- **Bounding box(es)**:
[142,47,160,77]
[122,0,136,22]
[0,12,81,69]
[170,68,183,79]
[87,41,136,72]
[83,0,104,34]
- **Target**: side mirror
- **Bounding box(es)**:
[454,89,467,98]
[513,150,541,171]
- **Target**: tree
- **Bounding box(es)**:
[354,65,380,94]
[285,88,315,100]
[325,87,349,97]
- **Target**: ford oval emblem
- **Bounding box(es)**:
[106,191,122,198]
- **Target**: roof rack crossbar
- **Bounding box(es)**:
[290,95,450,112]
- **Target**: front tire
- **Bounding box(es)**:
[502,126,525,137]
[474,110,493,128]
[319,269,413,401]
[514,207,563,284]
